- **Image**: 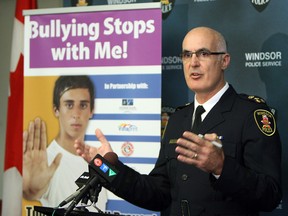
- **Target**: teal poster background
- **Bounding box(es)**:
[64,1,288,215]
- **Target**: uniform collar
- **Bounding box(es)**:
[194,82,229,121]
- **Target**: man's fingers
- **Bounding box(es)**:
[95,129,109,144]
[26,121,35,151]
[82,144,93,162]
[23,131,28,153]
[177,131,204,151]
[40,120,47,151]
[25,118,48,152]
[203,133,223,148]
[177,154,196,165]
[33,118,41,150]
[182,131,204,143]
[95,128,113,154]
[203,133,218,141]
[74,139,85,153]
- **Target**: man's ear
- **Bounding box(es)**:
[221,53,230,70]
[54,107,59,117]
[90,109,94,118]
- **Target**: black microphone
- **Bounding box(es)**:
[90,183,102,204]
[75,171,90,188]
[64,175,100,216]
[58,184,85,207]
[57,172,89,207]
[87,152,119,205]
[64,152,119,216]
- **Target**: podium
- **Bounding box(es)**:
[34,206,120,216]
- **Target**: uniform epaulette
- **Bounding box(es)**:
[239,94,266,104]
[175,102,191,111]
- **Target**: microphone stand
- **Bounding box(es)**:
[78,193,89,212]
[91,184,101,204]
[91,184,104,213]
[64,175,99,216]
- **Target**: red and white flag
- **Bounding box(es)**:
[2,0,37,215]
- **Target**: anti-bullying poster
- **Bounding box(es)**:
[22,3,161,216]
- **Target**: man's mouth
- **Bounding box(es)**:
[71,123,81,129]
[191,72,202,78]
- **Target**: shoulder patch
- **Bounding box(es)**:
[176,102,191,111]
[254,109,276,136]
[240,94,266,104]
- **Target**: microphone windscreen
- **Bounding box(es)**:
[103,152,118,165]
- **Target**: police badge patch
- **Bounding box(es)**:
[153,0,175,20]
[254,109,276,136]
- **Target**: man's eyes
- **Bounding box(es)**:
[183,53,192,58]
[64,103,88,109]
[198,50,210,56]
[80,103,88,109]
[65,103,73,109]
[182,49,211,58]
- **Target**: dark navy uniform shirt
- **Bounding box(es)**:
[108,85,282,216]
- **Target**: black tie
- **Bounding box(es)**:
[191,105,205,133]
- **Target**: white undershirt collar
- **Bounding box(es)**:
[194,82,229,122]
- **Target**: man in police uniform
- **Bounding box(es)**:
[75,27,282,215]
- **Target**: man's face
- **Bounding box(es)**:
[55,88,93,140]
[182,28,230,97]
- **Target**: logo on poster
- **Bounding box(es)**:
[119,123,138,132]
[121,142,134,156]
[120,98,137,113]
[122,99,134,106]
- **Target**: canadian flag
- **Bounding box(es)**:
[2,0,37,216]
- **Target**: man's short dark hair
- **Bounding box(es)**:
[53,75,95,111]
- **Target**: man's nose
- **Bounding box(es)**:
[72,108,81,119]
[189,54,200,66]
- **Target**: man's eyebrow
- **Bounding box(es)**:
[63,100,74,103]
[80,100,90,103]
[63,100,90,102]
[183,48,209,52]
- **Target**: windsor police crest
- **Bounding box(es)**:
[154,0,175,20]
[254,109,276,136]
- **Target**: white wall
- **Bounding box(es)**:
[0,0,63,200]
